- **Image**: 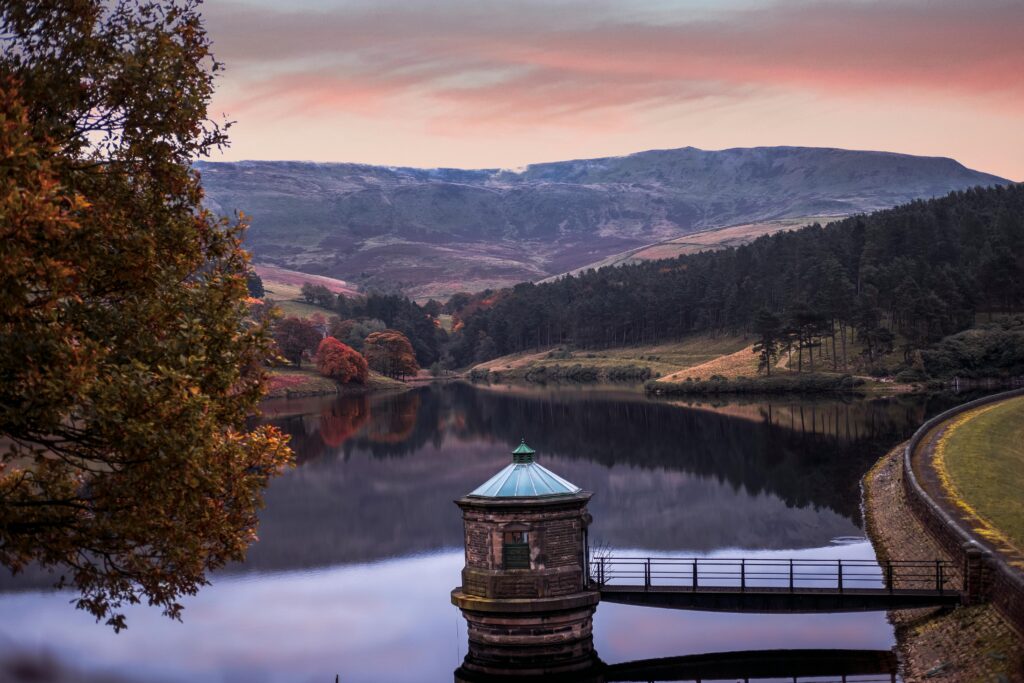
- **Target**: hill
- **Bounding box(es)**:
[198,146,1008,299]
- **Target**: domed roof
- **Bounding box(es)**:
[469,440,581,498]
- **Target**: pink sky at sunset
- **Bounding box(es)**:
[204,0,1024,180]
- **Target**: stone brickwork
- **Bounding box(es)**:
[458,496,590,600]
[452,491,601,678]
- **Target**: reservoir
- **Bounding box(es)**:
[0,383,980,682]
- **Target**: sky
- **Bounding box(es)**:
[204,0,1024,180]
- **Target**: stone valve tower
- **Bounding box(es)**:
[451,440,600,680]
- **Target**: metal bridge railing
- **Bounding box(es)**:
[590,556,960,594]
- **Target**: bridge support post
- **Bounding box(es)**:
[963,541,993,605]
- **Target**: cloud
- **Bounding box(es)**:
[206,0,1024,128]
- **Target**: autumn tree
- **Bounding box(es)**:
[364,330,420,379]
[0,0,292,630]
[315,337,368,384]
[273,316,323,368]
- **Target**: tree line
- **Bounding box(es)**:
[295,284,445,368]
[444,184,1024,373]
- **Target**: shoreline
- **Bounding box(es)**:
[264,367,410,400]
[862,444,1023,680]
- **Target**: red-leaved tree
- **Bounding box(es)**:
[315,336,368,384]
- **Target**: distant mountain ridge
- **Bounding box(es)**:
[197,146,1009,299]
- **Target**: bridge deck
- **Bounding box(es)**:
[600,584,962,612]
[591,555,962,612]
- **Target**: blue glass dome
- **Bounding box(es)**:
[469,440,581,498]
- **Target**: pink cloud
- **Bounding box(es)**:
[204,1,1024,178]
[207,0,1024,125]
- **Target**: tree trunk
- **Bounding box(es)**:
[840,323,848,370]
[831,320,838,371]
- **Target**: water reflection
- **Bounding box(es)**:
[243,385,964,570]
[456,649,898,682]
[0,384,978,682]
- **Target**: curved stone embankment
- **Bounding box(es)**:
[863,444,1023,680]
[903,389,1024,634]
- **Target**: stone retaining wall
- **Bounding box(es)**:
[902,388,1024,635]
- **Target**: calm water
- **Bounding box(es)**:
[0,383,979,682]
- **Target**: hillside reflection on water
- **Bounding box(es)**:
[0,383,974,682]
[250,383,961,569]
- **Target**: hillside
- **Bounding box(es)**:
[198,146,1008,299]
[446,184,1024,379]
[545,215,842,279]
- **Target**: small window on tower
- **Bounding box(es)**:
[503,531,529,569]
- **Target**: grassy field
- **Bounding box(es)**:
[472,334,752,380]
[468,324,931,392]
[270,298,331,320]
[254,264,358,297]
[658,343,763,381]
[936,396,1024,558]
[266,367,405,399]
[256,264,352,320]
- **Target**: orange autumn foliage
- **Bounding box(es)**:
[315,336,368,384]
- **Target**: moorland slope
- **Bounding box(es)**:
[199,146,1008,298]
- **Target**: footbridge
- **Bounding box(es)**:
[604,648,898,682]
[591,556,962,612]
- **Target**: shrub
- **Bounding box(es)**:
[921,323,1024,379]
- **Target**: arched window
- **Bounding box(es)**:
[502,529,530,569]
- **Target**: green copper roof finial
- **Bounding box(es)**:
[512,438,536,463]
[467,438,581,497]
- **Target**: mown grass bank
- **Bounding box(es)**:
[935,396,1024,557]
[266,367,406,399]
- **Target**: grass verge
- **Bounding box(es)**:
[935,396,1024,557]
